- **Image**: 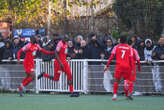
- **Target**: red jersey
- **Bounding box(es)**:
[106,44,133,71]
[55,40,68,63]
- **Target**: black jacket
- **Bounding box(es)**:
[152,45,164,60]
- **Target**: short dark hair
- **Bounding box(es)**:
[128,39,132,45]
[120,35,127,43]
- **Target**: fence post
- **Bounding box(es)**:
[35,59,40,94]
[83,59,88,94]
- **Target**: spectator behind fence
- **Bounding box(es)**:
[152,35,164,60]
[74,34,83,49]
[36,35,43,47]
[77,40,89,59]
[3,40,13,60]
[144,39,156,65]
[137,39,145,61]
[0,33,5,63]
[104,38,114,59]
[130,35,138,49]
[42,37,48,47]
[101,33,110,48]
[88,33,104,59]
[67,39,77,59]
[12,37,25,59]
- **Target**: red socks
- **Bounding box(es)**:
[22,77,27,84]
[19,77,33,91]
[113,82,119,94]
[69,85,73,93]
[129,82,134,95]
[19,85,23,91]
[23,77,33,86]
[124,80,129,97]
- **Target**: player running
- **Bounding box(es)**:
[104,35,134,100]
[124,40,141,100]
[17,36,57,96]
[37,35,79,97]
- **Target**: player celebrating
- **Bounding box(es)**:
[37,35,79,97]
[124,40,141,100]
[17,36,57,96]
[104,35,134,100]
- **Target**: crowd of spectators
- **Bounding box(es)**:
[0,32,164,64]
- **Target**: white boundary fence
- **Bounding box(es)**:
[35,59,164,94]
[35,59,88,93]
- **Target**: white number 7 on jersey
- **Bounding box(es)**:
[121,50,126,59]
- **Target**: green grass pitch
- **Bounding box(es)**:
[0,93,164,110]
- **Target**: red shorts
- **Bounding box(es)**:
[23,61,35,74]
[115,68,131,80]
[53,60,72,81]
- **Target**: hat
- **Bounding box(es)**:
[145,39,152,45]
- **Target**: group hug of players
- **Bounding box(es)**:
[17,34,141,100]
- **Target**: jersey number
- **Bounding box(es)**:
[121,50,126,59]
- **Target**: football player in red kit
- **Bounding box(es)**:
[124,40,141,100]
[104,35,134,100]
[17,36,56,96]
[37,35,79,97]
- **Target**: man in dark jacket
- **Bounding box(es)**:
[88,33,104,59]
[152,36,164,60]
[77,40,89,59]
[12,37,25,59]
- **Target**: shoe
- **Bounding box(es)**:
[37,72,45,80]
[127,94,133,100]
[18,84,25,97]
[112,94,117,101]
[18,90,23,97]
[70,92,80,97]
